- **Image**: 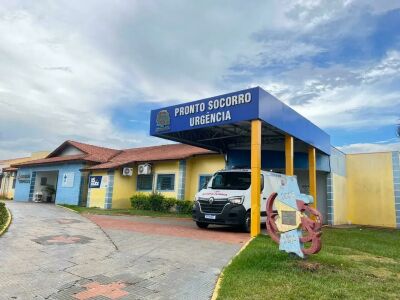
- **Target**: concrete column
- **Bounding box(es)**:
[326,173,333,225]
[177,160,186,200]
[285,135,294,176]
[251,120,261,237]
[28,171,36,201]
[308,147,317,209]
[86,172,92,208]
[105,170,114,209]
[392,152,400,228]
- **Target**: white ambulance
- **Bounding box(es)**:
[192,169,289,232]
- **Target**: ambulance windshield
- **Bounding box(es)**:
[211,172,251,190]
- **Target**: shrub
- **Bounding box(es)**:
[130,193,151,210]
[148,192,165,211]
[130,193,193,215]
[0,202,9,230]
[175,200,193,214]
[162,197,177,212]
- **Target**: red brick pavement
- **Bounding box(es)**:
[86,215,250,245]
[73,281,128,300]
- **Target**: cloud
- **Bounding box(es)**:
[256,50,400,129]
[0,1,399,159]
[0,2,152,157]
[361,50,400,83]
[338,140,400,154]
[0,0,304,159]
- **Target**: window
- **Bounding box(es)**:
[12,178,16,189]
[156,174,175,191]
[40,177,47,186]
[211,172,251,190]
[210,172,264,191]
[198,175,212,191]
[137,175,153,191]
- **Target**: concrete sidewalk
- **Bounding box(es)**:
[0,202,249,299]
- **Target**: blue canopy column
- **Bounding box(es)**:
[150,87,330,237]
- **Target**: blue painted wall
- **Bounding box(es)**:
[14,163,85,205]
[227,150,330,172]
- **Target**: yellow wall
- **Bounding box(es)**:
[96,154,225,209]
[152,160,180,198]
[31,151,50,159]
[0,174,16,199]
[88,170,107,208]
[185,154,225,200]
[110,160,180,208]
[346,153,396,228]
[0,151,49,199]
[112,169,135,209]
[332,173,348,225]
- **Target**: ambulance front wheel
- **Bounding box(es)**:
[242,211,251,233]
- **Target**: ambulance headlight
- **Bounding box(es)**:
[228,196,244,205]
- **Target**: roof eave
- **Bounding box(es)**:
[12,158,89,168]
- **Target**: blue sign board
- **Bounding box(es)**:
[150,87,259,134]
[89,176,102,189]
[150,87,331,155]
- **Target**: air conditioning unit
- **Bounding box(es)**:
[122,167,133,176]
[138,163,152,175]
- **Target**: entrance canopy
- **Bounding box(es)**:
[150,87,330,237]
[150,87,330,155]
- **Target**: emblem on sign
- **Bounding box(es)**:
[266,177,322,258]
[156,109,170,132]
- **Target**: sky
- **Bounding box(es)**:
[0,0,399,159]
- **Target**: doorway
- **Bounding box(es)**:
[33,171,59,203]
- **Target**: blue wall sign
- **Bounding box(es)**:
[151,87,259,134]
[89,176,102,188]
[17,174,31,184]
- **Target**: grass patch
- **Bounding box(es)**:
[61,205,192,218]
[217,227,400,300]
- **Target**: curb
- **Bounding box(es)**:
[0,207,12,236]
[56,205,80,214]
[211,237,254,300]
[58,205,119,251]
[58,205,193,220]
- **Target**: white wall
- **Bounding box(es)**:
[58,145,84,156]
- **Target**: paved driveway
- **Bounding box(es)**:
[0,202,249,300]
